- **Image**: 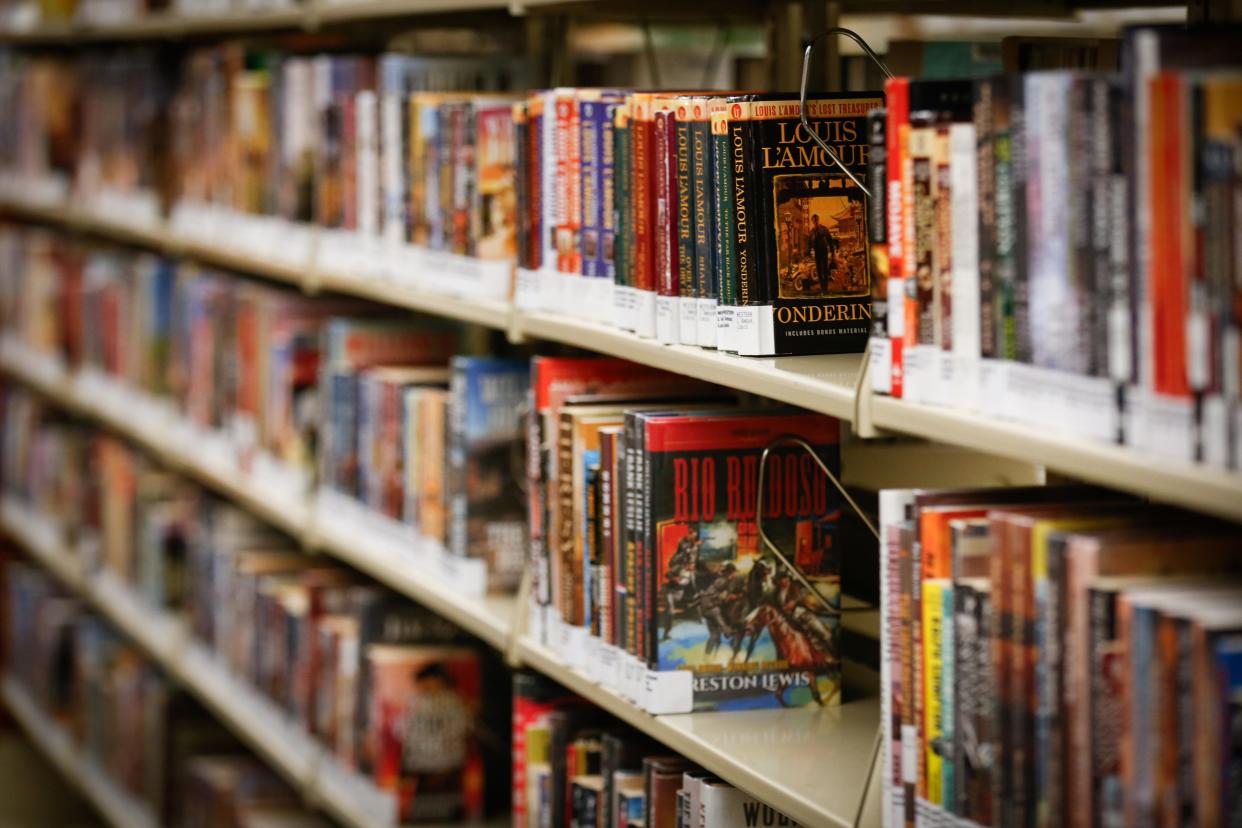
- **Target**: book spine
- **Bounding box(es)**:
[556,92,582,275]
[514,102,530,269]
[357,89,379,243]
[923,578,946,814]
[732,99,764,351]
[868,108,891,395]
[633,96,656,315]
[556,412,575,624]
[581,99,603,280]
[447,365,468,558]
[1150,72,1192,400]
[586,461,601,637]
[540,92,558,273]
[993,80,1017,361]
[635,416,650,667]
[934,124,953,357]
[599,434,614,647]
[886,78,910,398]
[621,412,638,657]
[950,122,980,406]
[654,107,674,299]
[1010,76,1032,363]
[601,102,618,284]
[879,490,913,828]
[381,83,404,249]
[690,101,714,343]
[675,102,695,296]
[529,97,545,270]
[710,102,734,350]
[975,79,998,363]
[614,105,632,301]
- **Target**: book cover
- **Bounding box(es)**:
[739,93,882,356]
[365,644,483,822]
[643,410,842,710]
[447,356,530,591]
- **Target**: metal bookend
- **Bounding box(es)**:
[799,26,894,199]
[754,434,879,617]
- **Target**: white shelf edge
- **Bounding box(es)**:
[1,675,162,828]
[514,635,879,828]
[870,395,1242,524]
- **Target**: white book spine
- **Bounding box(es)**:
[949,122,979,412]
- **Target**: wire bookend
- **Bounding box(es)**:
[799,26,894,199]
[754,433,879,618]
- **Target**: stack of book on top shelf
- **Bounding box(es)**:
[867,25,1242,474]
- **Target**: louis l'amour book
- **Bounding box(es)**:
[733,92,883,356]
[641,409,842,711]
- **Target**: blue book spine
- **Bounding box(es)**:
[580,99,606,279]
[601,102,619,282]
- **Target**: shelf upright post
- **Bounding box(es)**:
[768,1,803,90]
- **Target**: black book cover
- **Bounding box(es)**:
[742,92,883,355]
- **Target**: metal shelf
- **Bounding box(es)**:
[4,192,1241,521]
[868,394,1242,524]
[0,341,515,648]
[515,636,880,828]
[1,676,162,828]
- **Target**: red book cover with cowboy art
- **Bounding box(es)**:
[643,409,842,711]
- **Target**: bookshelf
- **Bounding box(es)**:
[0,676,162,828]
[3,194,1241,525]
[0,497,511,828]
[1,13,1240,828]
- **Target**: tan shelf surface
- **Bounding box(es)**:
[515,636,880,828]
[870,395,1242,524]
[513,310,863,422]
[1,676,162,828]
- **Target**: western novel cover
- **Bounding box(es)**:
[643,411,842,711]
[737,93,882,356]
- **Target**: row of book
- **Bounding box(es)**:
[0,224,530,592]
[0,226,861,716]
[513,671,802,827]
[512,87,878,357]
[3,558,331,828]
[878,485,1242,828]
[523,355,863,713]
[868,26,1242,470]
[1,46,525,290]
[0,386,506,823]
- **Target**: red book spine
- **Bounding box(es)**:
[886,77,910,398]
[1150,72,1191,398]
[654,107,673,298]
